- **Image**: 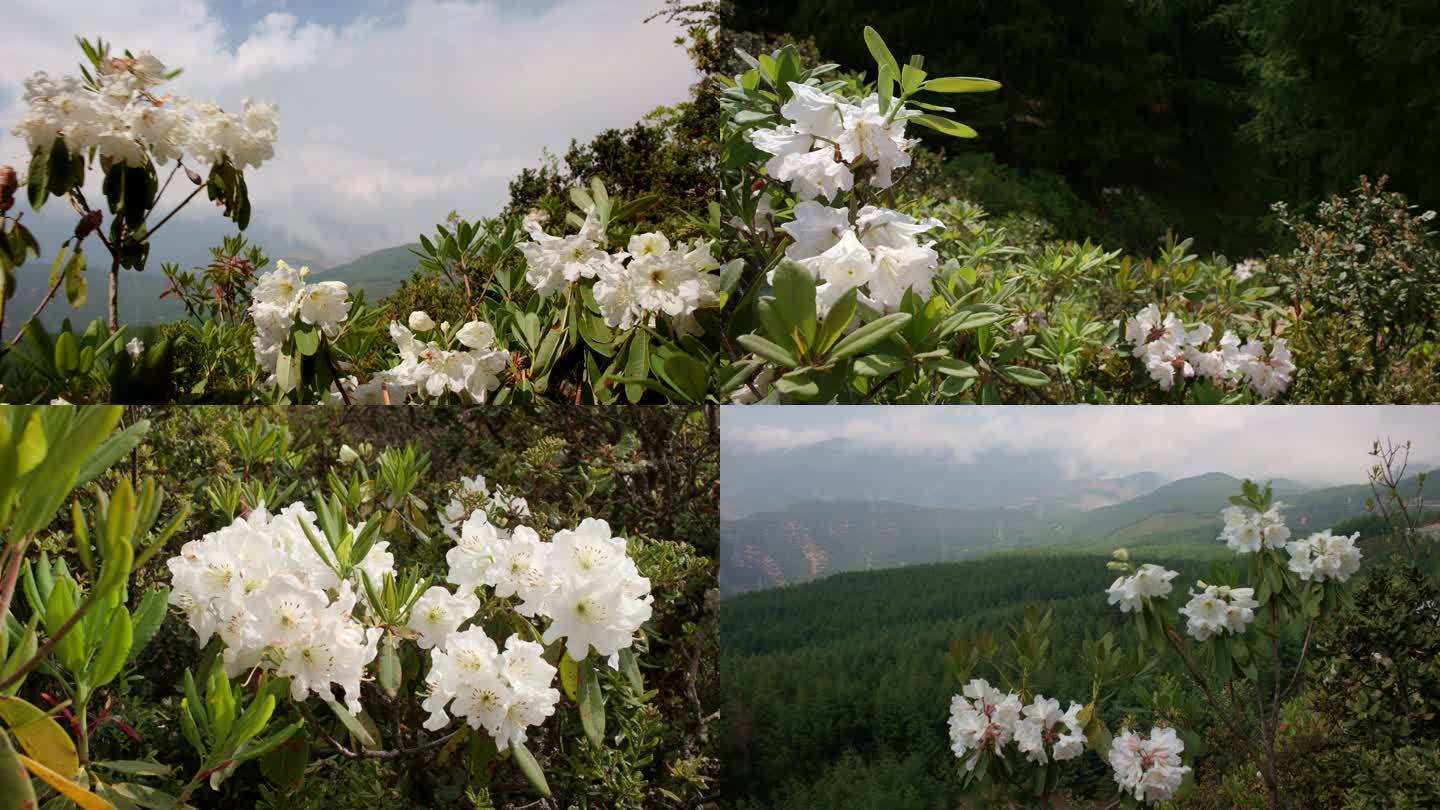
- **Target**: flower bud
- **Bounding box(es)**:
[1111,548,1129,561]
[0,166,16,214]
[338,444,360,465]
[408,311,435,331]
[75,210,104,242]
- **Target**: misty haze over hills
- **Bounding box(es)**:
[719,438,1333,519]
[720,439,1433,596]
[3,212,419,339]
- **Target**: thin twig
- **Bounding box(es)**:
[140,184,204,241]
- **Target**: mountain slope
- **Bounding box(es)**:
[720,471,1424,596]
[313,243,420,301]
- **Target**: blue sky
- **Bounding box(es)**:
[0,0,695,265]
[722,406,1440,484]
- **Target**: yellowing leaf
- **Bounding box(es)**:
[16,754,114,810]
[0,696,79,779]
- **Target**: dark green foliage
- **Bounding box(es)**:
[725,0,1440,254]
[1222,0,1440,208]
[1273,177,1440,403]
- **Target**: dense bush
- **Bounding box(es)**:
[1,405,718,808]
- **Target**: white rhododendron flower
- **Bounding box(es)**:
[750,82,915,200]
[1286,529,1362,583]
[1108,726,1191,802]
[1106,564,1179,613]
[949,679,1084,771]
[1125,304,1294,397]
[248,261,352,374]
[13,54,277,170]
[1014,696,1087,765]
[407,585,481,650]
[445,513,653,666]
[772,202,942,317]
[1219,503,1291,553]
[375,320,510,403]
[166,503,384,713]
[420,629,560,751]
[518,209,609,296]
[1179,583,1259,641]
[519,215,721,335]
[947,678,1022,770]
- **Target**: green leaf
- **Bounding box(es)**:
[229,693,276,749]
[510,740,552,797]
[90,759,173,777]
[617,648,643,693]
[813,287,858,355]
[926,357,979,378]
[922,77,1002,93]
[324,699,376,749]
[862,26,902,82]
[127,587,169,662]
[1001,366,1051,386]
[658,353,708,404]
[292,324,320,357]
[771,262,817,348]
[877,64,895,116]
[907,114,979,139]
[737,334,797,368]
[577,657,606,748]
[259,731,308,792]
[89,605,132,688]
[828,313,911,361]
[63,250,87,308]
[773,371,819,398]
[27,145,50,211]
[623,330,650,404]
[853,353,906,377]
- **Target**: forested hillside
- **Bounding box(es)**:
[720,518,1440,808]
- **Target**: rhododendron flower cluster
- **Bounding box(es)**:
[1178,582,1259,641]
[249,260,351,372]
[406,585,481,650]
[420,629,560,750]
[1124,304,1294,397]
[1219,502,1292,553]
[947,679,1085,771]
[445,514,653,664]
[166,503,392,713]
[1106,563,1179,612]
[519,214,720,335]
[777,201,944,316]
[749,82,916,200]
[1108,726,1191,803]
[1286,529,1363,583]
[374,315,510,403]
[440,474,531,540]
[13,52,277,169]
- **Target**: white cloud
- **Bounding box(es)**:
[723,406,1440,484]
[0,0,696,264]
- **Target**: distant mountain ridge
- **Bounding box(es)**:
[719,439,1171,519]
[720,470,1436,596]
